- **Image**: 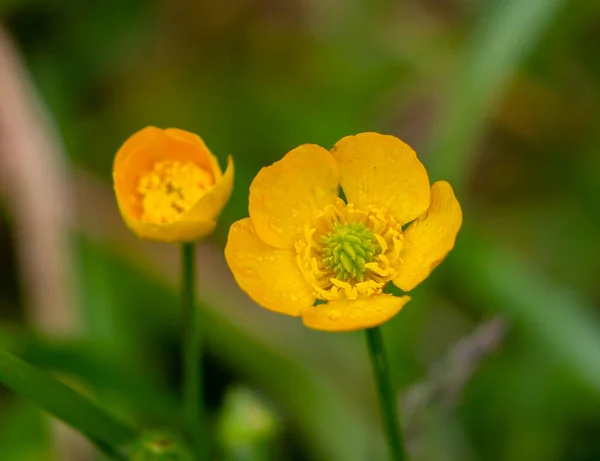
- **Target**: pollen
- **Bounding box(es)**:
[137,160,213,224]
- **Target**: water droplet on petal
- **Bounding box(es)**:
[269,222,284,235]
[328,310,342,321]
[291,208,300,218]
[236,251,245,260]
[256,256,263,263]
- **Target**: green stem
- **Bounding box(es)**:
[364,327,409,461]
[0,348,135,458]
[181,243,206,459]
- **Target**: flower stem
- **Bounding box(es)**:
[365,327,409,461]
[181,243,206,459]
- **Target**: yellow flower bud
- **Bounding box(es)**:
[113,127,234,243]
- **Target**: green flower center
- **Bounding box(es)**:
[322,223,380,282]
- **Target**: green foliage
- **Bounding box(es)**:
[0,349,137,456]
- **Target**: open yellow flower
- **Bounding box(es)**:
[225,133,462,332]
[113,127,234,243]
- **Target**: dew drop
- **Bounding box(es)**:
[267,256,276,262]
[328,311,342,321]
[256,256,264,263]
[236,251,245,260]
[269,222,284,235]
[291,208,300,218]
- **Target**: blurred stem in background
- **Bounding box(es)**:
[181,243,207,459]
[365,327,408,461]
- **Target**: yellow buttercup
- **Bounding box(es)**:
[113,127,234,243]
[225,132,462,332]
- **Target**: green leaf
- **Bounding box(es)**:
[0,328,181,431]
[449,227,600,394]
[0,400,53,461]
[0,349,138,457]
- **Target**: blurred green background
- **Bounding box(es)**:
[1,0,600,460]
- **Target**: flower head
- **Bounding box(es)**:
[113,127,234,243]
[225,133,462,332]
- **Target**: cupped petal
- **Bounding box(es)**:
[113,127,220,220]
[393,181,462,292]
[301,294,410,332]
[249,144,339,249]
[114,126,215,175]
[225,218,316,316]
[331,132,430,225]
[182,156,234,222]
[165,128,223,181]
[117,206,217,243]
[114,126,163,171]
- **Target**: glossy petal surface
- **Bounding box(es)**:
[165,128,224,180]
[249,144,339,249]
[183,156,234,222]
[225,218,315,316]
[393,181,462,292]
[331,132,430,225]
[301,294,410,332]
[120,216,217,243]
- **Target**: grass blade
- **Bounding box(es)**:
[0,349,137,456]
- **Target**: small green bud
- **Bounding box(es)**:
[217,387,281,461]
[127,430,193,461]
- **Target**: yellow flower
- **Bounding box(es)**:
[225,132,462,332]
[113,127,234,243]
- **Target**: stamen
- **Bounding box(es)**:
[322,222,380,281]
[295,200,404,302]
[137,160,213,223]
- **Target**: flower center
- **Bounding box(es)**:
[137,160,212,224]
[295,199,404,301]
[322,223,380,282]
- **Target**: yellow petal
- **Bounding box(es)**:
[249,144,339,249]
[393,181,462,292]
[114,126,163,171]
[301,294,410,332]
[114,127,216,181]
[330,132,430,225]
[118,215,217,243]
[225,218,315,316]
[182,156,234,222]
[164,128,224,181]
